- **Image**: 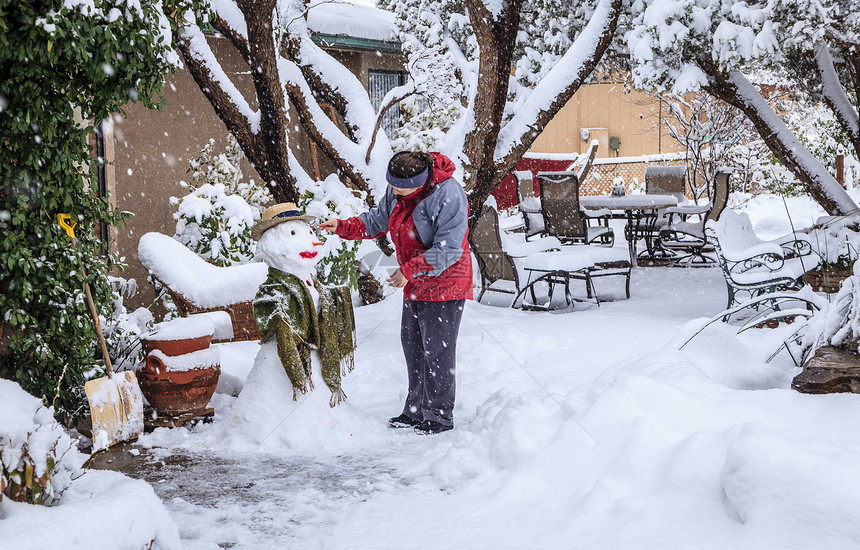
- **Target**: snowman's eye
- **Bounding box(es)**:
[291,230,296,235]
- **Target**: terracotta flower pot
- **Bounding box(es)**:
[137,362,221,416]
[140,334,212,357]
[140,316,216,356]
[138,347,220,416]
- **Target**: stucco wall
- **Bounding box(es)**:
[529,80,685,158]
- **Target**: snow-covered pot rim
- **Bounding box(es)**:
[141,316,216,342]
[140,335,212,358]
[142,348,220,374]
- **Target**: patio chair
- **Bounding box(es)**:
[537,171,614,246]
[515,171,545,240]
[573,140,599,184]
[645,165,688,202]
[658,169,732,266]
[620,165,688,262]
[705,209,820,308]
[470,206,561,304]
[520,244,632,304]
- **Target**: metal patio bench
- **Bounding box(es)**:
[705,209,819,308]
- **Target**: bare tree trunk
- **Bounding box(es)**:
[462,0,623,225]
[241,0,298,203]
[462,0,523,220]
[173,7,300,203]
[701,61,857,215]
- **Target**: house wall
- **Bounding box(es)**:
[491,78,690,209]
[529,79,685,158]
[109,36,404,311]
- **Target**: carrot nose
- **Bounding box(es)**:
[312,241,324,246]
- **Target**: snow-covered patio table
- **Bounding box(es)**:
[581,194,679,266]
[516,245,632,310]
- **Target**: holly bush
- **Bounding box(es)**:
[0,0,177,425]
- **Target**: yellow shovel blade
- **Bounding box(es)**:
[84,371,144,451]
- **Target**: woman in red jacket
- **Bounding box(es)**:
[319,151,472,434]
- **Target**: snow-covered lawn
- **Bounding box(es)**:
[113,257,860,549]
[8,193,860,549]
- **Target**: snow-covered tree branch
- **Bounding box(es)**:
[625,0,859,215]
[815,44,860,155]
[381,0,624,221]
[657,92,748,200]
[169,0,394,205]
[768,0,860,163]
[169,0,626,223]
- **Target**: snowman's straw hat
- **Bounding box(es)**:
[252,202,316,240]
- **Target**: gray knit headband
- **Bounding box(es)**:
[386,166,429,189]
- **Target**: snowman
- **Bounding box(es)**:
[251,202,356,403]
[220,203,356,446]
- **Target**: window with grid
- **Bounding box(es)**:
[368,70,407,138]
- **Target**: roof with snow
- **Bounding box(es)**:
[307,2,399,53]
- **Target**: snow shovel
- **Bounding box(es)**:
[57,214,144,451]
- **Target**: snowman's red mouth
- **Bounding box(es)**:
[299,251,319,259]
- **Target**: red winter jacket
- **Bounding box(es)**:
[336,153,473,302]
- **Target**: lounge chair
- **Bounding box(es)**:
[537,171,614,246]
[520,245,632,303]
[470,206,560,304]
[471,206,630,309]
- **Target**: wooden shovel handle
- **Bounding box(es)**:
[58,216,115,377]
[74,237,115,376]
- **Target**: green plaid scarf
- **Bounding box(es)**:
[253,268,356,406]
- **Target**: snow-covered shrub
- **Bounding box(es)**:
[0,380,85,505]
[389,47,464,152]
[805,262,860,353]
[102,276,154,372]
[297,174,365,288]
[805,216,860,269]
[171,135,273,267]
[391,98,463,152]
[657,93,751,201]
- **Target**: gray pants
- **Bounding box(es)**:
[400,299,465,426]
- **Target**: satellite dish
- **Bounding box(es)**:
[580,129,590,141]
